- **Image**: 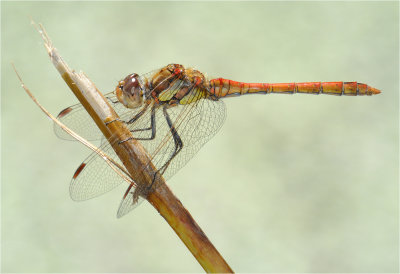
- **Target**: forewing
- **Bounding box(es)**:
[68,76,226,218]
[54,95,135,141]
[114,87,226,217]
[67,103,158,204]
[54,67,170,141]
[124,88,227,181]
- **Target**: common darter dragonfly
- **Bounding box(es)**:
[55,64,380,217]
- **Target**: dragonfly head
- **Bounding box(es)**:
[116,73,144,109]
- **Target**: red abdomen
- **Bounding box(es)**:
[209,78,380,97]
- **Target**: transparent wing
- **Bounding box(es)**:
[69,138,145,217]
[116,185,145,218]
[71,91,226,218]
[115,89,226,217]
[54,66,184,141]
[54,67,165,141]
[54,94,135,141]
[69,139,127,201]
[66,68,226,218]
[125,93,226,181]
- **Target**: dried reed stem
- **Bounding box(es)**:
[30,23,233,273]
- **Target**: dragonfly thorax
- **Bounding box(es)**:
[116,73,145,109]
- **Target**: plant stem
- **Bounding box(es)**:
[35,23,233,273]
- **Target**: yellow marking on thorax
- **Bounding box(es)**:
[158,80,182,101]
[179,88,207,105]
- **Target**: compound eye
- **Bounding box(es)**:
[123,73,140,95]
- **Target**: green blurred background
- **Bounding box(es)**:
[2,1,398,273]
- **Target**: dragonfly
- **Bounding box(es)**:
[55,63,381,218]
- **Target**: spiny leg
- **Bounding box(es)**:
[161,104,183,171]
[119,103,157,144]
[132,104,156,140]
[106,96,119,104]
[104,103,149,126]
[148,104,183,191]
[149,77,204,187]
[126,103,150,124]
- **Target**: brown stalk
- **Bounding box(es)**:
[25,23,233,273]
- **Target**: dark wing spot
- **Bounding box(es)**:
[73,163,86,179]
[57,107,73,118]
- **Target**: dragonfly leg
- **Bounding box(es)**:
[148,104,183,190]
[126,103,150,124]
[118,104,156,144]
[105,118,122,125]
[130,104,156,141]
[106,103,149,128]
[106,96,119,104]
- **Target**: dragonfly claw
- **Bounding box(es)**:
[105,118,121,126]
[118,137,133,145]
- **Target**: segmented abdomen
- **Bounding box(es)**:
[209,78,381,98]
